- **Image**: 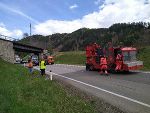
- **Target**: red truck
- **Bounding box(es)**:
[85,43,143,73]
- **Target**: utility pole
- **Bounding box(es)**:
[29,23,32,46]
[30,23,32,36]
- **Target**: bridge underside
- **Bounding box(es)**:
[0,38,43,63]
[13,42,43,54]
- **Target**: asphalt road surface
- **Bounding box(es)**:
[35,64,150,113]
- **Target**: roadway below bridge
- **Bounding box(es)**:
[35,64,150,113]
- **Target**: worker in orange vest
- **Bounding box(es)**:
[27,59,33,73]
[100,56,108,75]
[115,53,123,71]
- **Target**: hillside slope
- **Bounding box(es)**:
[19,22,150,52]
[138,46,150,70]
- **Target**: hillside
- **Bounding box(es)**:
[19,22,150,52]
[137,46,150,70]
[55,51,85,65]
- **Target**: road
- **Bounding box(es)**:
[35,64,150,113]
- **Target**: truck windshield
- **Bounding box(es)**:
[123,51,136,61]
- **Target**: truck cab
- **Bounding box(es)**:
[108,47,143,71]
[121,47,143,71]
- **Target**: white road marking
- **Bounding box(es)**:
[55,64,150,74]
[55,64,85,68]
[34,67,150,108]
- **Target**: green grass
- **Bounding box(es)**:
[137,46,150,71]
[55,51,86,65]
[0,58,97,113]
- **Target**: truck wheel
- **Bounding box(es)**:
[109,68,116,74]
[109,64,116,74]
[86,64,90,71]
[123,70,129,73]
[86,64,94,71]
[89,65,94,71]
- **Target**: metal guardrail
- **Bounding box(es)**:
[0,34,19,41]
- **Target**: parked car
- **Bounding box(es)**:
[20,60,28,64]
[15,55,21,63]
[32,55,39,66]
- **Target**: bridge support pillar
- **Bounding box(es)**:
[0,39,15,63]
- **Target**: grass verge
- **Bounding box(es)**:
[137,46,150,71]
[54,51,85,65]
[0,58,97,113]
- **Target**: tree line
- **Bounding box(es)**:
[19,22,150,52]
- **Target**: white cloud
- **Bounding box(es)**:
[13,30,23,37]
[0,2,39,24]
[69,4,78,10]
[34,0,150,35]
[0,23,23,39]
[34,19,82,35]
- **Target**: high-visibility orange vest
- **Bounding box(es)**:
[101,57,107,65]
[116,54,122,61]
[28,62,33,68]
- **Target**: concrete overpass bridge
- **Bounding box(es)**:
[0,34,43,63]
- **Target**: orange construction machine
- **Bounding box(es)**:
[43,54,54,65]
[85,43,143,73]
[47,56,54,65]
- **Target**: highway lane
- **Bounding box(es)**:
[35,64,150,113]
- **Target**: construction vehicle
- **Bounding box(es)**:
[42,49,54,65]
[43,54,54,65]
[85,43,143,73]
[47,56,54,65]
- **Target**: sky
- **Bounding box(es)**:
[0,0,150,39]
